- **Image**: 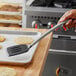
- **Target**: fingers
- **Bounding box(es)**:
[58,10,72,24]
[58,9,76,23]
[65,19,76,28]
[58,9,76,28]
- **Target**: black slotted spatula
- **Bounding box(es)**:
[7,20,68,56]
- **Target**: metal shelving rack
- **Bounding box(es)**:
[22,0,27,28]
[0,1,23,27]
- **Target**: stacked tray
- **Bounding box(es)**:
[0,2,22,27]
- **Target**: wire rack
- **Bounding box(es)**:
[0,1,23,27]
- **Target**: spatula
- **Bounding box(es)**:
[7,20,68,56]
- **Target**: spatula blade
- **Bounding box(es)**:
[7,44,29,56]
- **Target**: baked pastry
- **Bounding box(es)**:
[0,15,22,20]
[0,67,17,76]
[0,15,5,19]
[15,36,34,44]
[0,36,6,42]
[14,16,22,20]
[0,3,22,12]
[0,23,9,27]
[8,24,21,28]
[6,15,22,20]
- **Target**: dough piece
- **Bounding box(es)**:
[0,23,9,27]
[18,8,22,12]
[0,15,5,19]
[0,4,22,12]
[0,67,17,76]
[0,15,22,20]
[6,15,21,20]
[15,36,34,44]
[0,3,6,8]
[14,16,22,20]
[0,36,6,42]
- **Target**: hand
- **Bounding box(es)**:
[58,9,76,28]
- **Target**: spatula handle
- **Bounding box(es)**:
[30,20,68,48]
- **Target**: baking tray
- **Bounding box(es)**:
[0,30,41,64]
[0,19,21,24]
[0,11,21,16]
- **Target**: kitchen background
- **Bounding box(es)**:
[0,0,76,76]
